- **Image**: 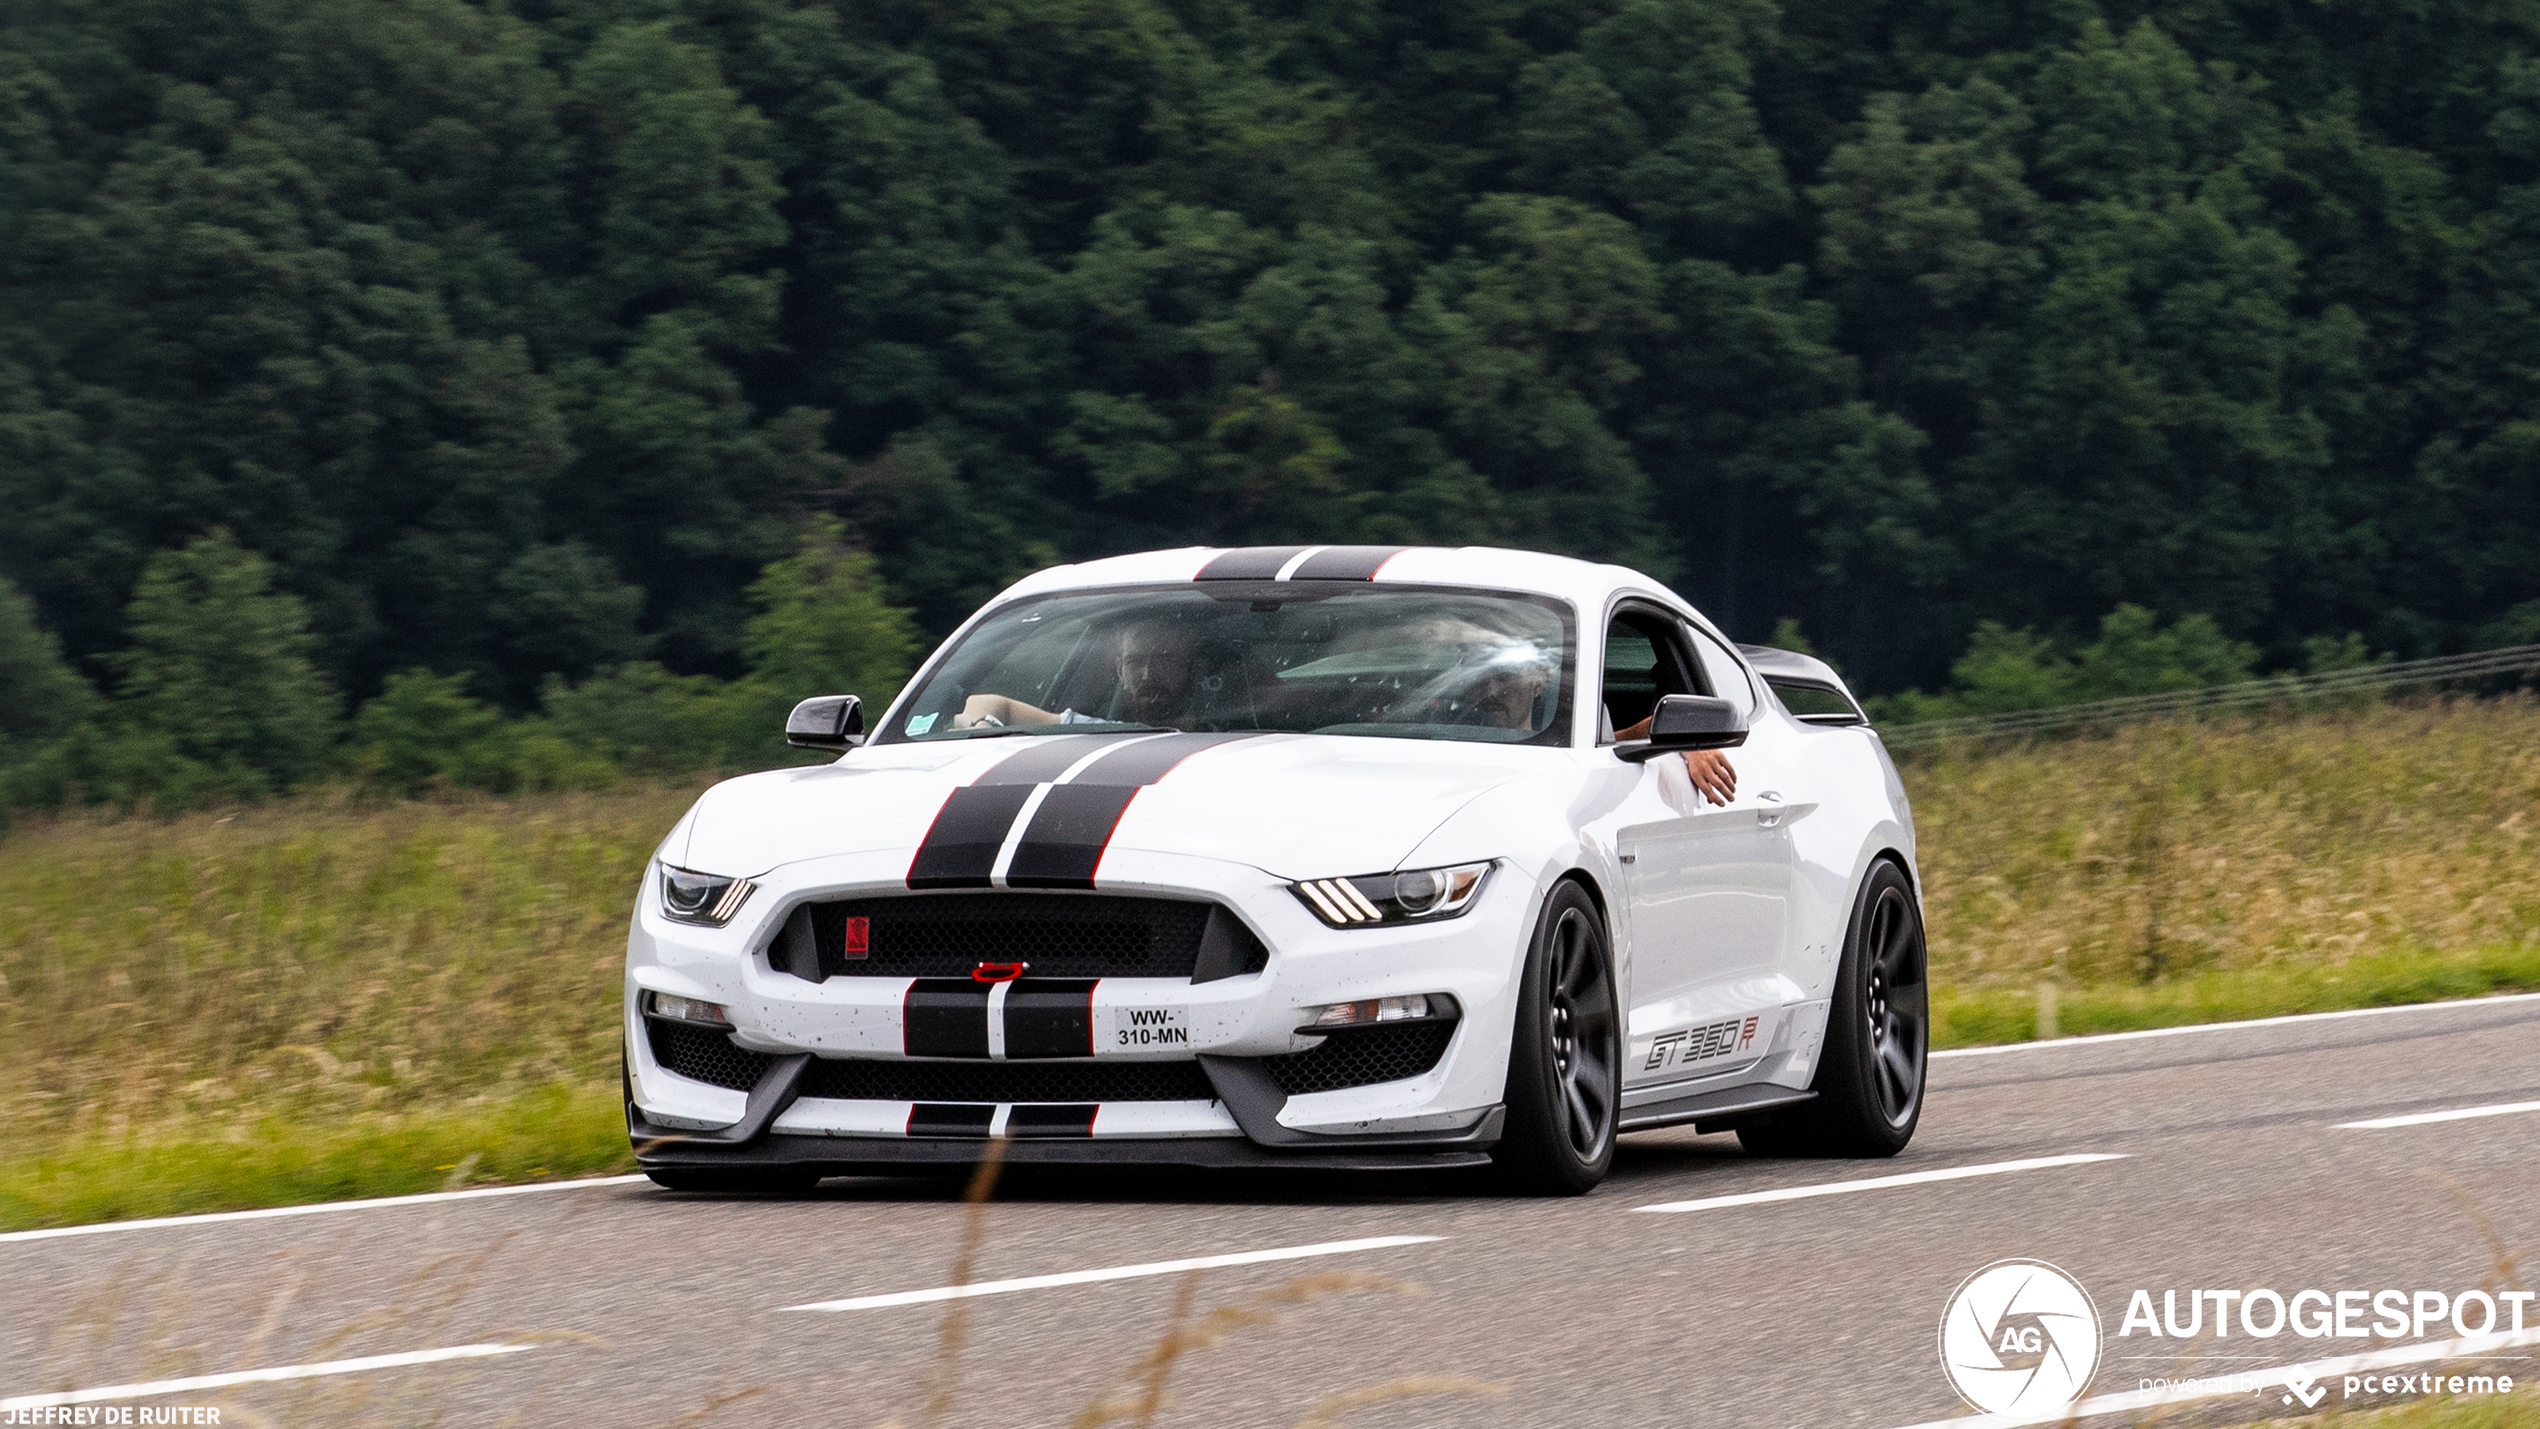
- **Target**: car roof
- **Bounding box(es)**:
[993,544,1684,618]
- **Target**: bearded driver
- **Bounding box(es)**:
[955,620,1199,730]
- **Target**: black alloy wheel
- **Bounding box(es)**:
[1492,881,1620,1194]
[1739,860,1928,1158]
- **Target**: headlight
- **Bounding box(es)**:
[1291,861,1492,928]
[658,865,756,926]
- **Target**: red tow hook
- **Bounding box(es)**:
[971,961,1029,983]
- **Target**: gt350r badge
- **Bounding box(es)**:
[1645,1014,1761,1071]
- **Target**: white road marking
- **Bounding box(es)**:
[2339,1097,2540,1129]
[1633,1154,2125,1214]
[783,1233,1443,1312]
[1931,990,2540,1060]
[0,1175,650,1244]
[0,1343,538,1409]
[1881,1324,2540,1428]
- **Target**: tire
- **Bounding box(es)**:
[643,1166,825,1194]
[1739,860,1927,1158]
[1490,881,1621,1194]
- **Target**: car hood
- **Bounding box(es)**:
[672,732,1548,882]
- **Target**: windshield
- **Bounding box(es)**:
[883,585,1576,746]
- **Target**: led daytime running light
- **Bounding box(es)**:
[659,866,757,927]
[1289,862,1492,928]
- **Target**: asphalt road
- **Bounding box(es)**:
[7,993,2537,1429]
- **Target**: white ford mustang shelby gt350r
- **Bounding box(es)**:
[626,544,1927,1193]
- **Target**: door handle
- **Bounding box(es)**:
[1757,790,1784,828]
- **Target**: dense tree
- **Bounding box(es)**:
[106,531,342,798]
[3,0,2537,716]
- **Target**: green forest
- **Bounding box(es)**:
[6,0,2540,806]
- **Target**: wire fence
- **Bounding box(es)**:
[1877,642,2540,750]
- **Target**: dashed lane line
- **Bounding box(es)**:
[1,1344,538,1409]
[2338,1097,2540,1130]
[1632,1153,2126,1215]
[782,1234,1444,1312]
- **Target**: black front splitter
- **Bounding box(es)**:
[630,1117,1498,1175]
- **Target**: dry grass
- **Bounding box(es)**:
[0,698,2536,1227]
[1908,696,2540,1028]
[0,783,699,1131]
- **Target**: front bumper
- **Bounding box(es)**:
[624,846,1529,1170]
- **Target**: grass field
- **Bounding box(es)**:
[3,698,2536,1230]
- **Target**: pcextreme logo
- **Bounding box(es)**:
[1938,1260,2103,1416]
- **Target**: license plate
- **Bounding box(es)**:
[1096,1005,1190,1051]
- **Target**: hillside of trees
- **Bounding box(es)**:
[6,0,2540,803]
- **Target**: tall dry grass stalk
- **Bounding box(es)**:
[1905,697,2540,991]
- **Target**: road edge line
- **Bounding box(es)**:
[0,1175,652,1244]
[1932,990,2540,1060]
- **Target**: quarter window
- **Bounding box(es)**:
[1686,626,1757,720]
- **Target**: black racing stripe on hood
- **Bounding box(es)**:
[906,784,1035,889]
[906,1103,997,1137]
[1002,978,1099,1059]
[1288,545,1407,580]
[1066,731,1263,786]
[971,734,1114,785]
[1003,786,1136,889]
[904,979,991,1057]
[1006,1103,1099,1137]
[1194,546,1312,580]
[1004,732,1268,888]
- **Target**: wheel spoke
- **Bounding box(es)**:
[1563,1077,1596,1137]
[1877,1034,1919,1117]
[1556,924,1593,999]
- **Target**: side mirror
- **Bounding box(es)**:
[1616,693,1746,762]
[785,695,865,750]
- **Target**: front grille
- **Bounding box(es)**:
[788,893,1265,981]
[648,1019,774,1092]
[1261,1020,1457,1095]
[802,1057,1219,1104]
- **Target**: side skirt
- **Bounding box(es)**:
[1619,1084,1817,1135]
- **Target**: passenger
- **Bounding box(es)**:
[1447,640,1737,807]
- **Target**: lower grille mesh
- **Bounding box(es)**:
[803,1057,1219,1104]
[1261,1021,1456,1095]
[648,1019,774,1092]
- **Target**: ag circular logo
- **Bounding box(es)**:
[1938,1259,2102,1416]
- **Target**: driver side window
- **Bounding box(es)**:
[1600,609,1700,741]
